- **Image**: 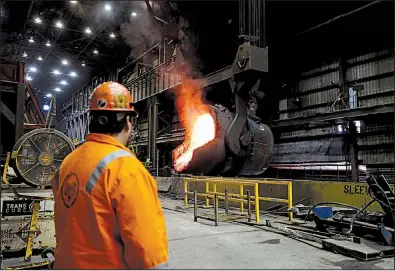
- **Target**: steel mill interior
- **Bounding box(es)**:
[0,0,394,269]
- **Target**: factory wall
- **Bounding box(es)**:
[275,48,394,180]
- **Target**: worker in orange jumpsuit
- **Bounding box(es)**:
[51,82,169,269]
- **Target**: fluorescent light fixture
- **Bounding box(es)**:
[53,69,60,75]
[85,27,92,34]
[46,93,52,98]
[55,21,63,28]
[110,32,115,38]
[54,87,61,92]
[70,71,77,77]
[30,67,37,72]
[104,4,111,11]
[93,49,98,54]
[70,1,78,3]
[38,56,43,61]
[131,12,137,17]
[34,17,42,24]
[60,80,67,85]
[81,61,86,67]
[22,52,28,57]
[62,59,68,65]
[29,37,34,43]
[43,105,50,111]
[26,76,33,81]
[46,41,51,47]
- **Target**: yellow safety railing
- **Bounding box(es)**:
[184,177,293,223]
[184,178,260,223]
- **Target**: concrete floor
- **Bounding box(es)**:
[161,198,395,270]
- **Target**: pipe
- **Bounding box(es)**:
[297,0,383,36]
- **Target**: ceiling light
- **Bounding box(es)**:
[22,52,28,57]
[30,67,37,72]
[93,49,98,54]
[26,76,33,81]
[62,59,68,65]
[46,41,51,47]
[70,1,78,4]
[104,4,111,11]
[29,37,34,43]
[131,12,137,17]
[55,21,63,28]
[43,105,50,111]
[53,69,60,75]
[81,61,86,67]
[70,71,77,77]
[34,17,42,24]
[46,93,52,98]
[54,87,61,92]
[110,32,115,38]
[60,80,67,85]
[85,27,92,34]
[38,56,43,61]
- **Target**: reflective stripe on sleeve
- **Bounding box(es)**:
[151,262,169,269]
[85,149,133,193]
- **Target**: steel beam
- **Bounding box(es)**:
[270,103,394,128]
[197,66,232,89]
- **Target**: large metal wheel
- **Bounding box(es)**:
[11,128,75,188]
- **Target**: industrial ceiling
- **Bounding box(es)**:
[1,1,393,111]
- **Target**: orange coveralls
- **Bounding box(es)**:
[51,133,168,269]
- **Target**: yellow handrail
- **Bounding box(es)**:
[184,177,293,222]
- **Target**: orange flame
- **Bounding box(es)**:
[173,78,216,172]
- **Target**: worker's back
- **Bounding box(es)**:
[52,133,168,269]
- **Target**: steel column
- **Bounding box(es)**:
[348,121,359,182]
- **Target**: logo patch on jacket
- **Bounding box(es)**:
[61,173,80,208]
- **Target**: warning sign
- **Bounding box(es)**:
[16,222,42,243]
[1,200,35,217]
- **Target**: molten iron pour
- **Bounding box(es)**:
[172,41,273,176]
[173,113,215,172]
[172,104,274,176]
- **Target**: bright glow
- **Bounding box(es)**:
[43,105,50,111]
[110,32,115,38]
[70,1,78,3]
[38,56,43,61]
[29,37,34,43]
[93,49,98,54]
[60,80,67,85]
[54,87,61,92]
[70,71,77,77]
[22,52,27,57]
[85,27,92,34]
[81,61,86,66]
[62,59,68,65]
[26,76,33,81]
[46,93,52,98]
[46,41,51,47]
[30,67,37,72]
[104,4,111,11]
[55,21,63,28]
[53,69,60,75]
[173,113,215,172]
[34,17,42,24]
[354,120,361,133]
[131,12,137,17]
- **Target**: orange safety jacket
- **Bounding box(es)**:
[51,133,168,269]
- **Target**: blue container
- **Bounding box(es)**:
[312,206,333,219]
